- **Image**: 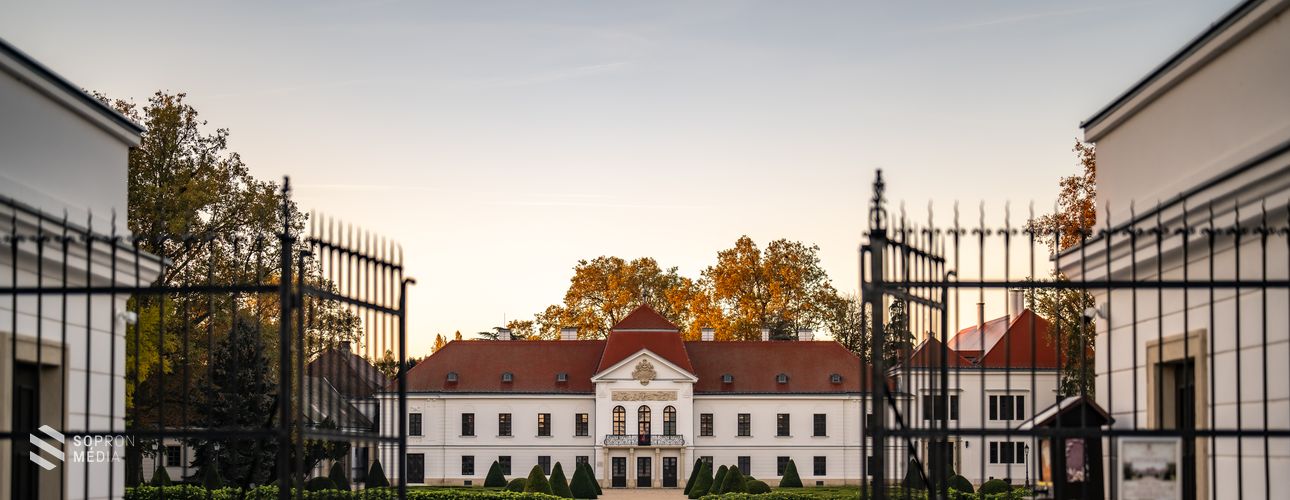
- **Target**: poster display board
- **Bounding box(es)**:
[1117,437,1181,500]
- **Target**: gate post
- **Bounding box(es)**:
[865,170,889,497]
[276,179,295,500]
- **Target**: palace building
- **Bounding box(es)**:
[383,304,878,488]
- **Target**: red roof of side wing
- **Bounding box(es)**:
[596,304,693,373]
[686,341,873,394]
[978,309,1059,369]
[400,340,606,393]
[906,336,973,368]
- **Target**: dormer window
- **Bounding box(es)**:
[446,371,458,382]
[501,372,513,383]
[830,373,842,384]
[776,373,789,384]
[721,374,734,384]
[556,372,568,382]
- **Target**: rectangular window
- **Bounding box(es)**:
[499,413,512,437]
[737,414,751,437]
[777,456,790,476]
[462,455,475,475]
[776,413,791,437]
[866,456,874,476]
[738,456,750,474]
[576,456,590,466]
[989,395,998,420]
[921,395,959,421]
[462,413,475,436]
[1000,396,1014,421]
[813,456,827,476]
[499,456,512,475]
[865,413,875,430]
[165,445,182,467]
[575,413,589,436]
[410,413,423,436]
[1016,395,1025,420]
[813,414,827,436]
[701,456,713,466]
[538,413,551,437]
[989,442,1026,464]
[539,456,551,475]
[989,395,1027,421]
[700,414,714,436]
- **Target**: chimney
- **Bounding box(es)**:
[498,328,512,341]
[701,328,715,341]
[560,327,578,341]
[797,328,814,342]
[760,328,771,341]
[1008,289,1025,322]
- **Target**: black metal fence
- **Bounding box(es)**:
[2,178,410,499]
[860,170,1289,499]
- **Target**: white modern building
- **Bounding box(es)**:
[1061,0,1290,498]
[1,37,160,499]
[893,294,1061,488]
[380,304,879,488]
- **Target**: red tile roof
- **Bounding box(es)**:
[924,309,1059,369]
[613,304,680,331]
[401,340,606,393]
[905,336,973,368]
[686,341,872,394]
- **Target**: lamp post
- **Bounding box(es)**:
[1024,443,1031,488]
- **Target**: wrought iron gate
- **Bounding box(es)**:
[2,178,411,499]
[859,169,1290,499]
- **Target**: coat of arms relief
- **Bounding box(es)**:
[632,358,657,385]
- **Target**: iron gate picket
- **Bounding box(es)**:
[2,178,412,499]
[859,169,1290,500]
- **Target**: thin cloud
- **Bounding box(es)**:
[922,2,1159,34]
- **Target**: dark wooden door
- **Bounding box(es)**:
[407,453,425,484]
[637,456,652,488]
[662,457,678,487]
[611,457,627,487]
[12,363,39,500]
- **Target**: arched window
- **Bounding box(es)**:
[663,406,677,435]
[613,406,626,435]
[637,405,652,436]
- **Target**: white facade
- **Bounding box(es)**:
[1064,1,1290,498]
[0,38,158,500]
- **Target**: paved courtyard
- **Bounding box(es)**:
[598,488,684,500]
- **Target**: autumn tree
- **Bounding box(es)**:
[701,236,839,340]
[532,256,698,339]
[1025,139,1098,397]
[432,334,448,353]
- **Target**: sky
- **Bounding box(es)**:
[1,0,1239,357]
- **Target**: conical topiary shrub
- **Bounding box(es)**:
[367,460,390,487]
[150,465,172,486]
[484,460,508,488]
[588,462,602,496]
[948,474,973,493]
[506,478,527,492]
[201,462,224,490]
[570,462,598,499]
[683,459,702,495]
[329,461,351,490]
[306,476,336,491]
[778,459,802,488]
[687,461,713,499]
[711,465,729,494]
[901,458,927,490]
[550,463,573,498]
[524,464,553,494]
[721,466,747,493]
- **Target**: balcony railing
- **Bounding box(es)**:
[603,434,685,446]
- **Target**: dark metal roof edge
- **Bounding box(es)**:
[1080,0,1267,131]
[0,36,145,135]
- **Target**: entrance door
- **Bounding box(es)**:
[928,440,956,480]
[611,457,627,488]
[1162,360,1197,500]
[662,457,678,487]
[637,456,652,488]
[406,453,425,484]
[11,363,39,500]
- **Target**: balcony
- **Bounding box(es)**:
[603,434,686,447]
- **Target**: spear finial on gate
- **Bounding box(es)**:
[870,169,887,232]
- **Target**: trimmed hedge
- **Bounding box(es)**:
[524,465,552,494]
[485,461,508,488]
[549,463,573,498]
[745,480,770,494]
[947,474,973,493]
[507,478,528,492]
[687,461,714,499]
[306,476,336,491]
[777,460,802,488]
[978,479,1010,495]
